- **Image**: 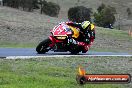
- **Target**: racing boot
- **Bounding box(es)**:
[77,42,90,53]
[68,38,77,45]
[82,45,90,53]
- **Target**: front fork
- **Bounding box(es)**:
[48,36,63,47]
[48,36,56,47]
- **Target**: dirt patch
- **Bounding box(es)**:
[0,7,62,43]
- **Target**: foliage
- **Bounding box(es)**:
[97,3,105,13]
[40,0,60,17]
[3,0,38,11]
[126,7,132,18]
[2,0,60,17]
[94,4,116,27]
[68,6,92,22]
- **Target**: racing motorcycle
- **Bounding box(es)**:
[36,22,91,54]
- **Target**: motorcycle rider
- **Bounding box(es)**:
[65,21,95,53]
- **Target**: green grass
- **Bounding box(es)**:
[90,47,119,52]
[96,27,132,40]
[0,41,37,48]
[0,57,131,88]
[92,27,132,53]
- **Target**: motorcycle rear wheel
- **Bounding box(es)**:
[36,38,52,54]
[69,45,80,54]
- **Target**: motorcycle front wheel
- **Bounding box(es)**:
[36,38,52,54]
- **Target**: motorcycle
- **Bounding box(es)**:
[36,22,91,54]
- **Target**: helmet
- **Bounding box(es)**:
[81,21,90,30]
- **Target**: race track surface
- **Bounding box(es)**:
[0,48,131,58]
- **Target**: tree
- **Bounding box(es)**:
[97,3,105,13]
[40,1,60,17]
[94,4,116,28]
[2,0,60,16]
[126,7,132,18]
[3,0,38,12]
[68,6,92,22]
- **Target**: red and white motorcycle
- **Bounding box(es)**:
[36,23,93,54]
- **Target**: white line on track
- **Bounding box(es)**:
[4,55,132,59]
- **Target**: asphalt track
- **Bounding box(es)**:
[0,48,132,59]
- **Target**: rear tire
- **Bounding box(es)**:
[70,51,79,55]
[36,38,52,54]
[70,45,80,55]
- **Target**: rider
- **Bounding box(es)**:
[65,21,95,53]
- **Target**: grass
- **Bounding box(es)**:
[0,41,37,48]
[96,27,132,40]
[0,57,131,88]
[91,27,132,53]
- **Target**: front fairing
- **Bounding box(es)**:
[51,23,72,40]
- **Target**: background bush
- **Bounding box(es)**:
[3,0,38,11]
[2,0,60,17]
[40,1,60,17]
[94,3,116,28]
[68,6,92,22]
[126,7,132,19]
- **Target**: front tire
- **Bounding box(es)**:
[36,38,52,54]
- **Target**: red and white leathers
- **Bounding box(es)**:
[65,21,95,52]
